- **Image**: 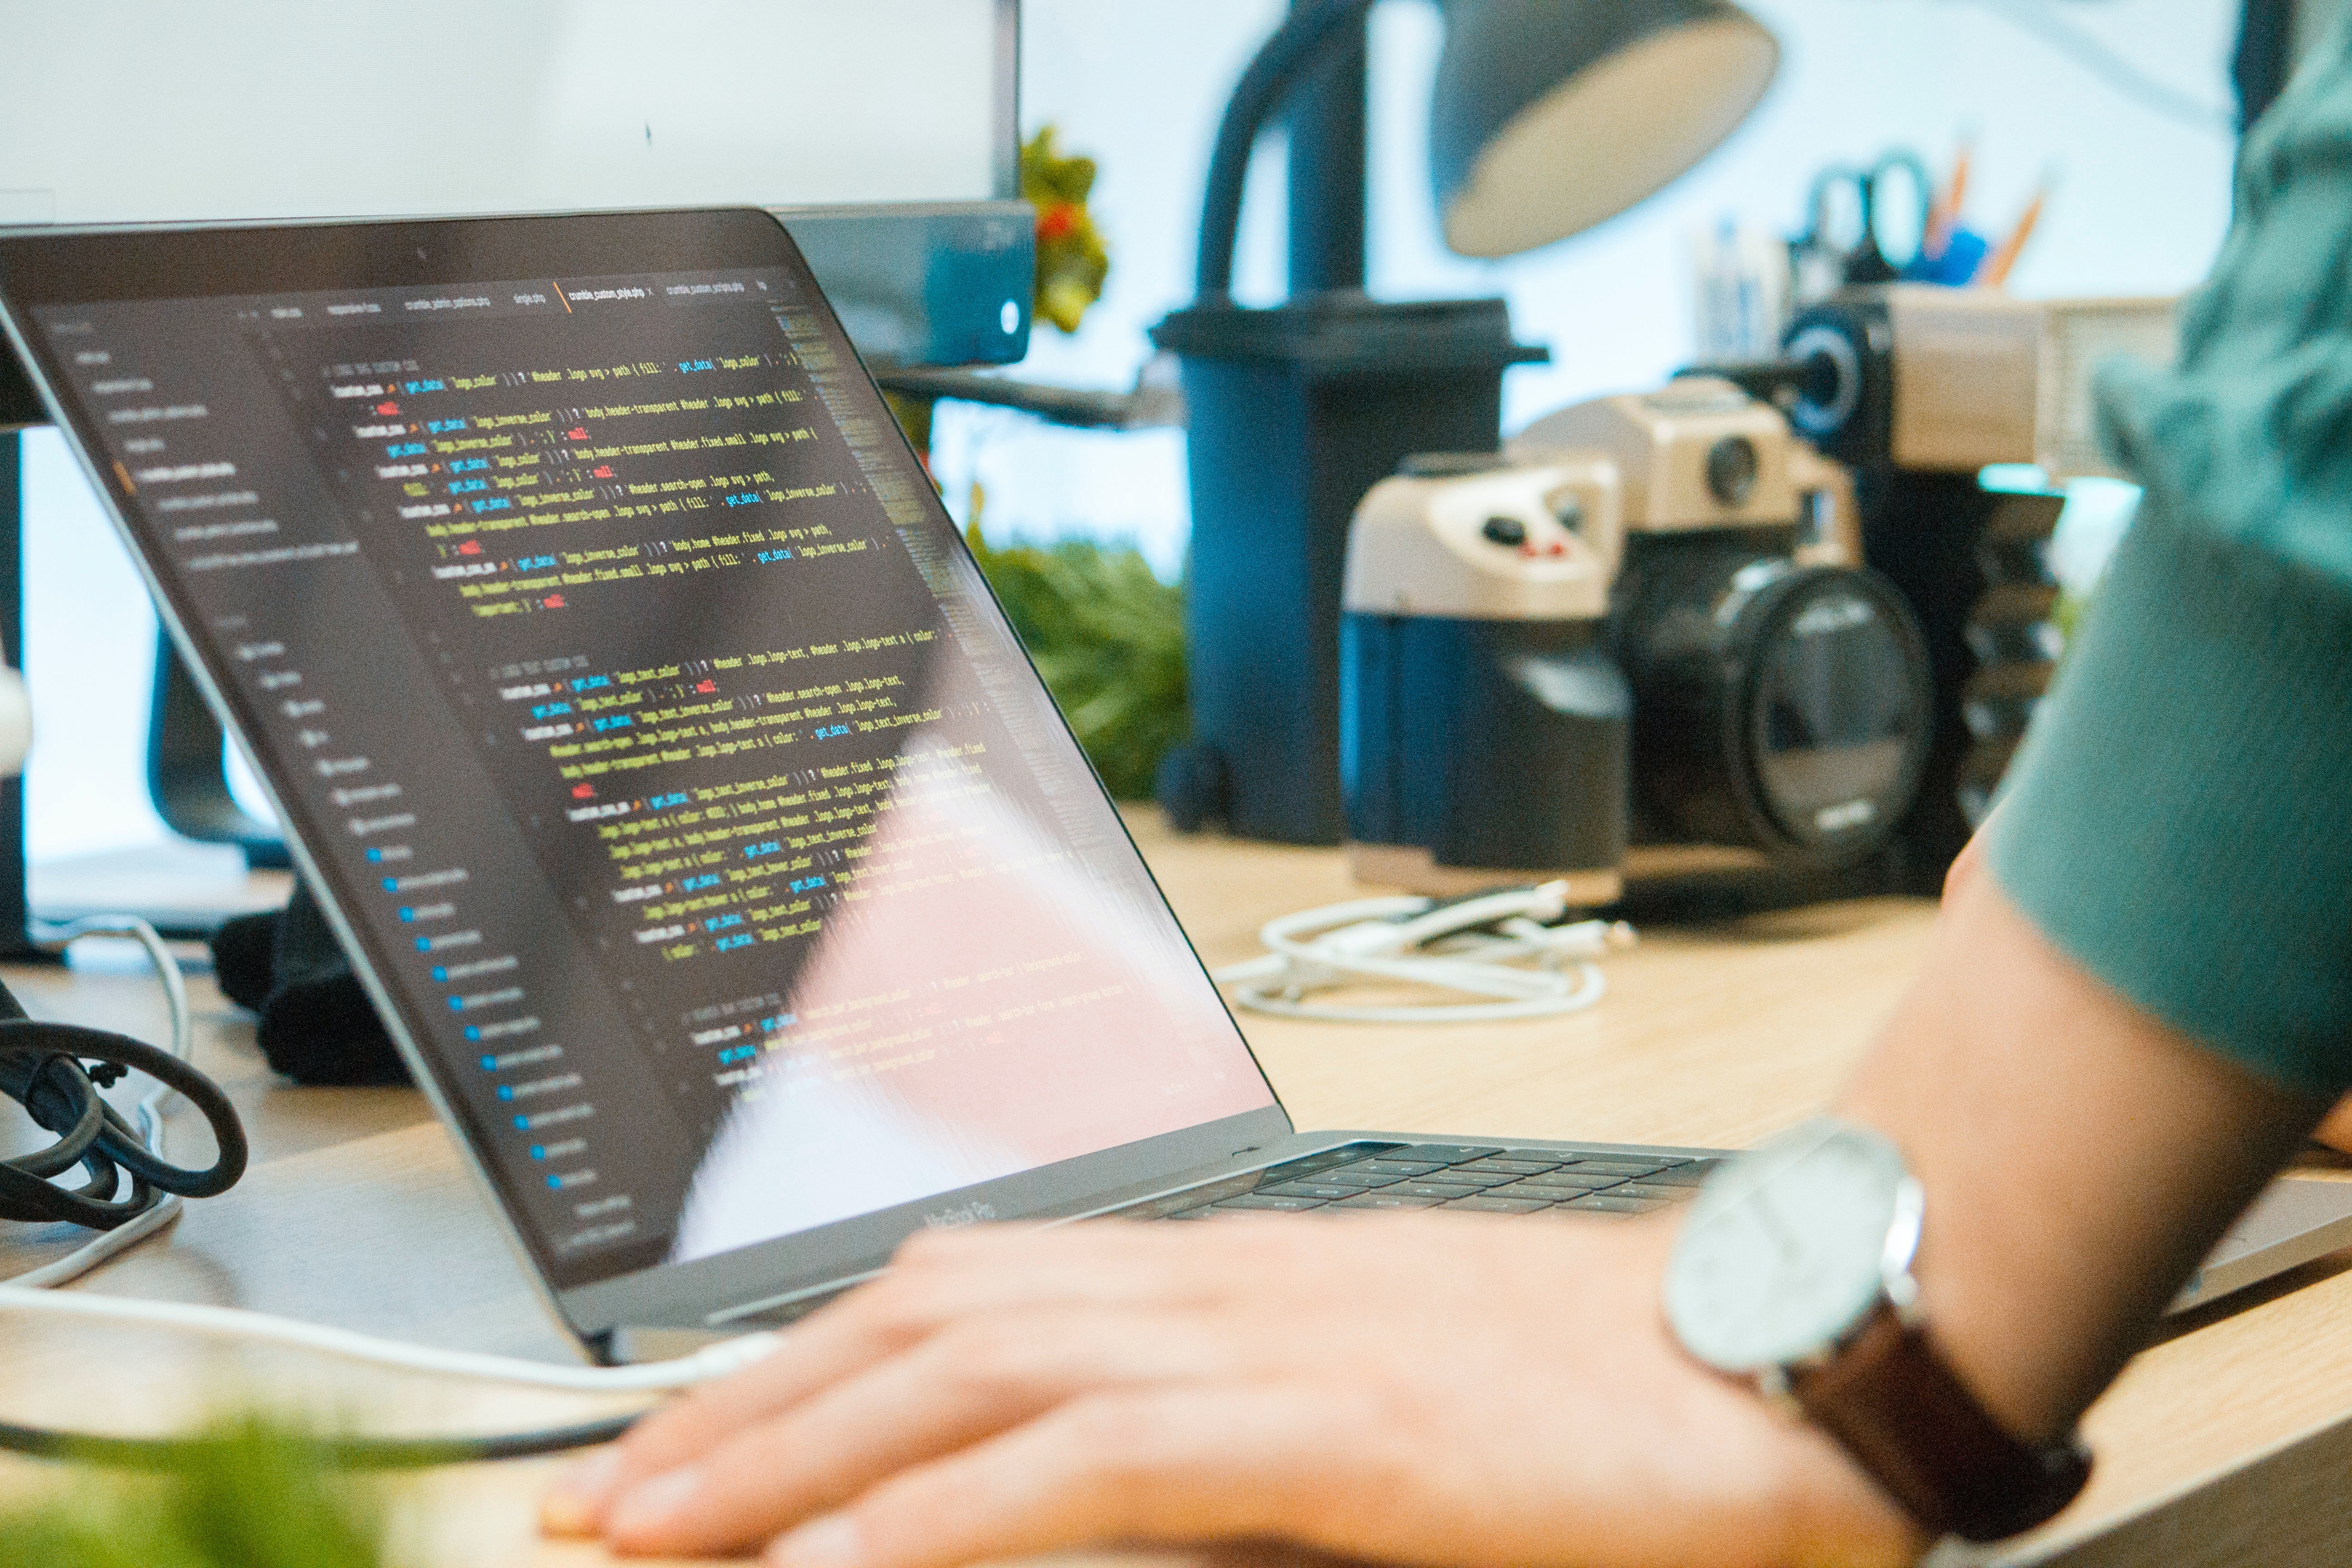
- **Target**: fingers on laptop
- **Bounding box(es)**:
[550,1220,1301,1529]
[546,1227,1200,1528]
[755,1387,1380,1568]
[598,1307,1238,1554]
[551,1215,1789,1563]
[558,1218,1482,1553]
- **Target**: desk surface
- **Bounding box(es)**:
[1,813,2348,1568]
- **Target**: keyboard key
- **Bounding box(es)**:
[1242,1154,1377,1190]
[1334,1159,1447,1178]
[1275,1143,1401,1174]
[1452,1157,1560,1175]
[1163,1206,1217,1220]
[1256,1181,1371,1201]
[1444,1195,1553,1214]
[1606,1182,1689,1202]
[1410,1169,1509,1188]
[1133,1189,1241,1219]
[1388,1144,1505,1164]
[1315,1168,1407,1188]
[1387,1181,1499,1200]
[1639,1161,1726,1188]
[1558,1159,1671,1179]
[1476,1178,1586,1200]
[1211,1194,1327,1212]
[1329,1192,1441,1210]
[1561,1194,1663,1214]
[1508,1169,1627,1190]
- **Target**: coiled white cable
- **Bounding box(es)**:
[1211,882,1635,1024]
[2,918,778,1392]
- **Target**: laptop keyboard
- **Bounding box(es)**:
[1137,1142,1724,1222]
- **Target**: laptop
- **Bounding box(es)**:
[1,210,2342,1359]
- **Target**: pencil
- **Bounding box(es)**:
[1976,178,2048,289]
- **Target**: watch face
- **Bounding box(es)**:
[1664,1118,1921,1373]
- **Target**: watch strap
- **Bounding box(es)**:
[1788,1300,2092,1543]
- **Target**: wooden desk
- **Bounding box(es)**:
[0,813,2346,1567]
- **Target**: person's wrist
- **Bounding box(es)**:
[1642,1210,1926,1561]
[1776,1411,1932,1563]
[1838,865,2323,1450]
[1661,1116,2097,1541]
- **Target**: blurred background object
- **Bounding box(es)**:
[1342,382,1936,905]
[1024,126,1113,334]
[1692,219,1792,360]
[1685,286,2176,884]
[963,524,1188,800]
[0,0,2303,918]
[1152,0,1779,846]
[0,0,1032,942]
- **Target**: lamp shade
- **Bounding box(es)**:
[1431,0,1779,258]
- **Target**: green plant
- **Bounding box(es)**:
[0,1414,385,1568]
[965,524,1186,799]
[1021,126,1110,335]
[2052,585,2092,647]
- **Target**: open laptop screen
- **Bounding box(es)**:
[0,212,1276,1294]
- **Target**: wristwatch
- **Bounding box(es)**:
[1662,1117,2092,1543]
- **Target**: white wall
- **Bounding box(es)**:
[0,0,1001,223]
[10,0,2241,859]
[18,430,169,858]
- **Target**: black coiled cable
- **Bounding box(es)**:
[0,1011,247,1229]
[0,979,631,1465]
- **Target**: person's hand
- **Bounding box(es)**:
[2313,1097,2352,1155]
[541,1215,1917,1566]
[1942,814,1994,904]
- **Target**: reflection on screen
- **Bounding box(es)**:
[34,253,1272,1287]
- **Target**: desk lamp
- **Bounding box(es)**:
[1152,0,1779,844]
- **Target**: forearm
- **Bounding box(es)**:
[1836,856,2325,1446]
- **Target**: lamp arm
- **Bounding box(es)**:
[1194,0,1375,298]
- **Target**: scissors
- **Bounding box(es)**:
[1798,150,1935,286]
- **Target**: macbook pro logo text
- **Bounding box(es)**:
[922,1201,995,1229]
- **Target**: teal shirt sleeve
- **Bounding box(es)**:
[1984,22,2352,1094]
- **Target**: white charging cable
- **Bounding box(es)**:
[0,1284,779,1391]
[2,918,777,1392]
[1211,882,1635,1024]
